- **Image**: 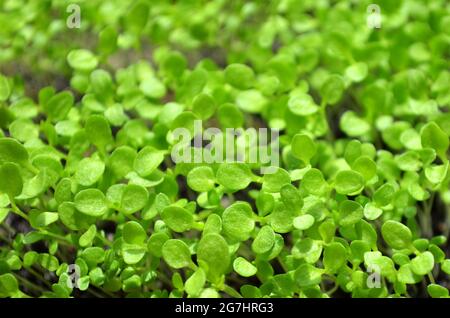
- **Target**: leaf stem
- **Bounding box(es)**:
[221,284,243,298]
[427,272,436,284]
[96,233,112,247]
[13,273,47,293]
[10,201,29,222]
[41,230,72,244]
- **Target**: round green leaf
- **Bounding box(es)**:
[74,189,108,217]
[0,162,23,198]
[338,200,363,226]
[147,232,170,258]
[192,93,216,120]
[108,146,137,178]
[185,268,206,297]
[197,233,230,281]
[162,239,192,269]
[323,242,347,273]
[288,93,318,116]
[122,221,147,245]
[67,49,98,72]
[294,264,323,287]
[421,122,449,158]
[224,63,254,90]
[120,184,148,215]
[352,156,377,181]
[410,251,434,276]
[252,225,275,254]
[216,163,253,192]
[301,168,328,196]
[428,284,449,298]
[345,62,368,82]
[0,138,29,165]
[161,206,194,233]
[233,257,257,277]
[85,115,113,150]
[236,89,266,113]
[74,157,105,186]
[222,202,255,241]
[320,74,345,105]
[43,91,74,122]
[79,225,96,247]
[335,170,365,195]
[133,146,165,177]
[293,214,315,230]
[291,134,317,163]
[187,166,215,192]
[262,167,291,193]
[381,220,413,250]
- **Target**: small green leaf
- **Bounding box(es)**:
[74,189,108,217]
[0,138,29,166]
[185,268,206,297]
[291,134,317,163]
[75,157,105,186]
[134,146,165,177]
[323,242,347,273]
[233,257,257,277]
[352,156,377,181]
[236,90,266,113]
[161,206,194,233]
[252,225,275,254]
[120,184,148,215]
[441,259,450,275]
[294,264,323,287]
[224,64,254,90]
[427,284,449,298]
[363,203,383,220]
[187,166,215,192]
[67,49,98,72]
[0,74,11,101]
[262,167,291,193]
[85,115,114,150]
[192,93,216,120]
[0,273,19,296]
[0,162,23,198]
[420,122,449,158]
[345,62,368,82]
[410,251,434,276]
[381,220,413,250]
[43,91,74,122]
[293,214,315,230]
[222,202,255,241]
[301,168,328,196]
[108,146,136,179]
[373,184,396,207]
[338,200,363,226]
[29,211,59,228]
[288,93,318,116]
[79,225,96,247]
[162,239,192,269]
[335,170,365,195]
[216,163,253,192]
[122,221,147,245]
[148,232,170,258]
[340,111,371,137]
[320,74,345,105]
[197,233,230,281]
